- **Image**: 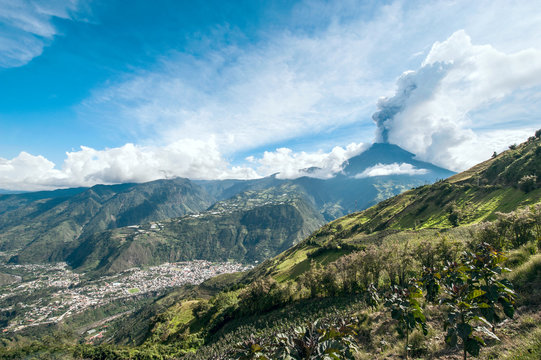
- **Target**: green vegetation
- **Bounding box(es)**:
[68,186,325,274]
[2,133,540,359]
[0,179,214,264]
[384,281,427,359]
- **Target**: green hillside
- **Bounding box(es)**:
[68,184,325,274]
[80,134,540,359]
[1,179,214,264]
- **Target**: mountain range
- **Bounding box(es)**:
[0,143,453,270]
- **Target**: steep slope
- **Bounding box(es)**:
[251,136,541,282]
[106,135,540,356]
[68,184,325,274]
[341,142,453,178]
[1,179,214,263]
[288,143,455,220]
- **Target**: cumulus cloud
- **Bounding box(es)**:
[354,163,428,178]
[0,141,367,191]
[0,152,64,190]
[0,0,84,67]
[372,30,541,170]
[249,142,367,179]
[0,140,261,191]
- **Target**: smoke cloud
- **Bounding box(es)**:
[372,63,450,143]
[372,30,541,169]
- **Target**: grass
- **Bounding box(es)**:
[272,246,315,282]
[505,253,541,307]
[146,300,199,344]
[499,323,541,360]
[128,288,140,294]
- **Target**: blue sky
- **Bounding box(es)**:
[1,0,541,190]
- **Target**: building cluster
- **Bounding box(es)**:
[0,260,252,333]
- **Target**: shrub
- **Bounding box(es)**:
[518,175,537,192]
[440,244,515,359]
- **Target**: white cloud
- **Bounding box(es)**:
[448,128,537,170]
[0,140,260,191]
[0,141,369,191]
[373,30,541,170]
[4,0,541,190]
[251,142,367,179]
[80,28,385,154]
[0,0,81,67]
[354,163,428,178]
[0,152,64,190]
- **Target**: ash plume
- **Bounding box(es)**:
[372,62,449,143]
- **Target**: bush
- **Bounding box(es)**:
[518,175,537,192]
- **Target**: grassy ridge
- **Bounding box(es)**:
[115,135,541,358]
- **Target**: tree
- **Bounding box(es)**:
[496,210,535,249]
[364,245,383,288]
[469,243,516,333]
[518,175,537,193]
[439,244,515,360]
[384,242,416,287]
[421,266,441,304]
[384,281,428,359]
[529,204,541,247]
[364,283,380,310]
[474,221,508,250]
[298,262,324,298]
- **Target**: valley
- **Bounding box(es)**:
[0,136,539,359]
[0,260,251,335]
